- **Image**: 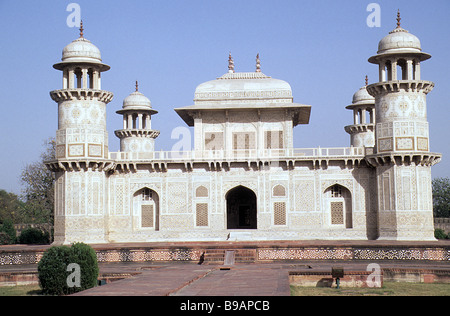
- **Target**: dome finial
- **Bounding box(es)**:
[79,20,84,38]
[396,9,401,28]
[135,80,139,92]
[256,53,261,73]
[228,52,235,73]
[365,75,368,86]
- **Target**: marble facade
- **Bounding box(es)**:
[46,18,441,244]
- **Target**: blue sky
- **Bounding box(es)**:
[0,0,449,195]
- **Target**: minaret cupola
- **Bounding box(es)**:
[114,82,160,153]
[366,11,435,155]
[53,21,110,90]
[344,76,375,148]
[49,21,113,162]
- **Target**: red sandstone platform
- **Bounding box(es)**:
[1,240,449,265]
[70,261,450,296]
[0,240,449,296]
[2,239,449,251]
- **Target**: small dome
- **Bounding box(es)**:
[352,86,374,105]
[368,25,431,64]
[346,86,374,110]
[62,37,102,62]
[123,91,152,109]
[377,27,422,54]
[117,89,158,115]
[53,36,110,71]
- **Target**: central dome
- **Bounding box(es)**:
[194,72,293,104]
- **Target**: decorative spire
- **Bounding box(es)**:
[135,80,139,92]
[365,75,368,86]
[396,9,401,28]
[228,52,235,73]
[79,20,84,38]
[256,53,261,73]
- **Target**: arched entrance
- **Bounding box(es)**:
[226,186,257,229]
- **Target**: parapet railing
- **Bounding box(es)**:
[108,147,366,162]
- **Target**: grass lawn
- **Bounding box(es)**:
[290,282,450,296]
[0,284,42,296]
[2,282,449,296]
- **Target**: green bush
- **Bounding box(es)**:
[434,228,448,240]
[38,243,98,295]
[38,245,72,295]
[69,242,99,291]
[0,220,16,244]
[18,227,50,244]
[0,232,12,245]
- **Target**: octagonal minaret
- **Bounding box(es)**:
[48,22,114,244]
[345,76,375,149]
[366,12,441,240]
[367,12,434,155]
[50,22,113,162]
[115,82,160,153]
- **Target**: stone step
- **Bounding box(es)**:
[204,249,257,264]
[224,250,235,265]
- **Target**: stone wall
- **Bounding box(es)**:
[434,218,450,233]
[1,242,449,265]
[13,224,52,237]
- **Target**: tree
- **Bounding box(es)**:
[20,138,55,225]
[0,189,25,223]
[0,219,17,244]
[432,177,450,218]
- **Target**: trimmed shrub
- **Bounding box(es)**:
[38,243,99,295]
[434,228,448,240]
[38,245,73,295]
[69,242,99,291]
[18,227,50,244]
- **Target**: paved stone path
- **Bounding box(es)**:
[72,264,213,296]
[73,263,291,296]
[171,265,290,296]
[71,260,450,296]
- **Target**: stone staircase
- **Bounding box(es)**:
[203,249,256,264]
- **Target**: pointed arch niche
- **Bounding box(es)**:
[133,187,160,230]
[324,184,352,228]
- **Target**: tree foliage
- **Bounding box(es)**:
[0,219,16,244]
[20,138,55,224]
[0,138,55,244]
[0,190,24,223]
[432,177,450,218]
[18,227,50,244]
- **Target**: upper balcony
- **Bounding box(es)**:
[108,147,367,171]
[50,88,114,103]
